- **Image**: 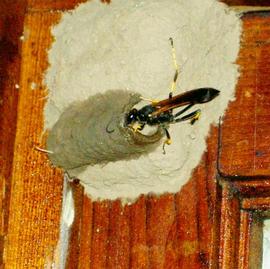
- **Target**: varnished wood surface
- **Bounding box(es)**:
[1,10,65,268]
[219,12,270,176]
[1,1,270,268]
[0,1,27,266]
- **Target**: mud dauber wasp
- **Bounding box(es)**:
[125,38,220,152]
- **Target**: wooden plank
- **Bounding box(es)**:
[106,200,130,268]
[219,12,270,176]
[90,201,110,268]
[146,194,176,268]
[129,196,148,269]
[238,211,252,269]
[174,126,220,269]
[242,197,270,210]
[0,1,27,267]
[248,215,263,269]
[3,11,64,267]
[78,195,93,269]
[176,180,202,269]
[232,180,270,197]
[219,183,241,269]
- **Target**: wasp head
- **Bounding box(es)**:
[125,108,138,126]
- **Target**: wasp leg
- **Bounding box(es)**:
[162,128,172,154]
[131,122,145,132]
[174,103,194,118]
[169,37,179,99]
[174,109,201,125]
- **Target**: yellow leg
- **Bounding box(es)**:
[162,128,172,154]
[190,110,201,124]
[162,138,172,154]
[194,110,201,120]
[131,122,143,132]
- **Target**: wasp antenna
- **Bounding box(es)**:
[169,37,179,97]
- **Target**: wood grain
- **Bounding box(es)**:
[2,11,64,268]
[219,182,241,269]
[1,1,270,269]
[237,211,252,269]
[0,1,26,265]
[219,12,270,176]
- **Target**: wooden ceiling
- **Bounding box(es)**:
[1,1,270,268]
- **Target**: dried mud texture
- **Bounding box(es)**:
[47,90,163,169]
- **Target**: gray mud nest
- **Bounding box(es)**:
[47,90,164,170]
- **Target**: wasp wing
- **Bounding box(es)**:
[151,88,219,116]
